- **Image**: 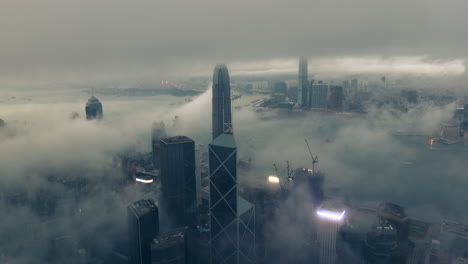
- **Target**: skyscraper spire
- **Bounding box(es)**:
[212,64,232,140]
[209,64,256,264]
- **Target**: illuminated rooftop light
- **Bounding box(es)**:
[136,178,154,184]
[268,176,280,184]
[316,209,346,221]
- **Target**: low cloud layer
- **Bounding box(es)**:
[0,86,467,262]
[1,0,468,87]
[224,56,466,77]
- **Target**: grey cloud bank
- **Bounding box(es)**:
[1,0,468,87]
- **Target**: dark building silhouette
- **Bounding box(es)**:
[160,136,196,228]
[85,96,103,120]
[237,196,256,263]
[310,84,329,109]
[128,199,159,264]
[328,86,344,111]
[208,134,256,264]
[287,86,298,100]
[151,227,187,264]
[185,225,211,264]
[212,64,232,140]
[152,121,167,170]
[273,81,287,94]
[306,79,315,108]
[294,168,324,205]
[298,57,309,108]
[209,133,238,263]
[210,63,255,263]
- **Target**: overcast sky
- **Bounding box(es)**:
[1,0,468,87]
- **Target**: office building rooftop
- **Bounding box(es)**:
[128,199,158,218]
[152,227,187,249]
[317,200,346,221]
[160,136,193,144]
[210,133,236,148]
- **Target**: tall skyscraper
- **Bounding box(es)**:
[209,133,256,264]
[160,136,197,228]
[298,57,309,108]
[209,133,238,263]
[316,200,346,264]
[310,84,329,109]
[128,199,159,264]
[151,121,167,170]
[212,64,232,140]
[85,96,103,120]
[210,63,255,263]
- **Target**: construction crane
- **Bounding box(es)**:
[286,160,294,181]
[305,139,318,173]
[272,161,294,193]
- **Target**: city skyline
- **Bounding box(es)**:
[2,1,468,263]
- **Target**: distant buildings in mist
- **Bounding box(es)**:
[9,60,468,264]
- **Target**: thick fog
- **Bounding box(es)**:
[1,82,468,261]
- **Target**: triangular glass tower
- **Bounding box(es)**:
[209,64,255,264]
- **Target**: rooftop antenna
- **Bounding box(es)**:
[286,160,294,181]
[305,139,318,172]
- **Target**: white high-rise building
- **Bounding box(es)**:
[316,200,346,264]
